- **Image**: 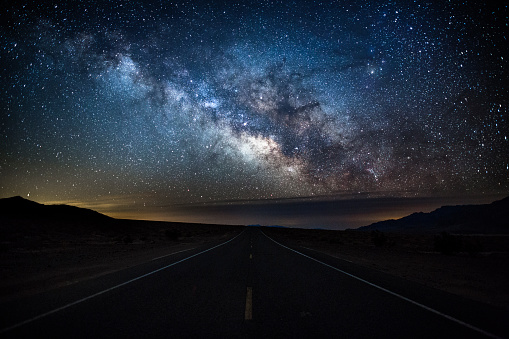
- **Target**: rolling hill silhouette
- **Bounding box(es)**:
[358,196,509,234]
[0,196,241,243]
[2,195,509,234]
[0,196,112,222]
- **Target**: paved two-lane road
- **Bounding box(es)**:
[1,228,507,338]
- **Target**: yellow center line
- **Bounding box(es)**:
[249,253,252,259]
[245,287,253,320]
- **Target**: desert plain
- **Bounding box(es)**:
[1,216,508,311]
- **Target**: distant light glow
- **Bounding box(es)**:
[1,1,507,227]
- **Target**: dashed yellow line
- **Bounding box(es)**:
[245,287,253,320]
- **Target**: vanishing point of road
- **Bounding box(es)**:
[1,228,507,338]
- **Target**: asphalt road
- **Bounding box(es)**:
[1,228,507,338]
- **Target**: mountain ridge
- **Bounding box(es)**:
[0,196,112,222]
[358,196,509,234]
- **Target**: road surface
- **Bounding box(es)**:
[1,228,507,338]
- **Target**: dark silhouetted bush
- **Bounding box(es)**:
[328,234,343,244]
[165,229,181,241]
[463,237,483,256]
[434,231,462,255]
[371,230,387,247]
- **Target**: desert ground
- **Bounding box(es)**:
[1,218,508,311]
[263,227,509,309]
[0,218,241,303]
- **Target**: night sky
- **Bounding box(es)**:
[1,1,508,228]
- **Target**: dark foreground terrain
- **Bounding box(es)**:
[263,227,509,309]
[1,197,508,338]
[1,227,508,338]
[0,215,241,303]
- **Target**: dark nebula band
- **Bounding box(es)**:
[1,1,507,219]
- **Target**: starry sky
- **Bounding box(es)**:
[1,1,508,229]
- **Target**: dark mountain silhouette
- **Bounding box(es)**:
[358,196,509,234]
[247,224,287,228]
[0,196,112,222]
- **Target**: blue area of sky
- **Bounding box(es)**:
[1,1,507,226]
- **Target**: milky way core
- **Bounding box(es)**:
[1,1,508,225]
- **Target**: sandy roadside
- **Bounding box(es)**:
[2,223,508,311]
[0,224,241,303]
[263,228,509,310]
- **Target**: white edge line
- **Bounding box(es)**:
[245,287,253,320]
[261,230,502,339]
[151,247,196,261]
[1,230,245,334]
[302,246,353,263]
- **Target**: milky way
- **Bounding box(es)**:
[1,1,508,219]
